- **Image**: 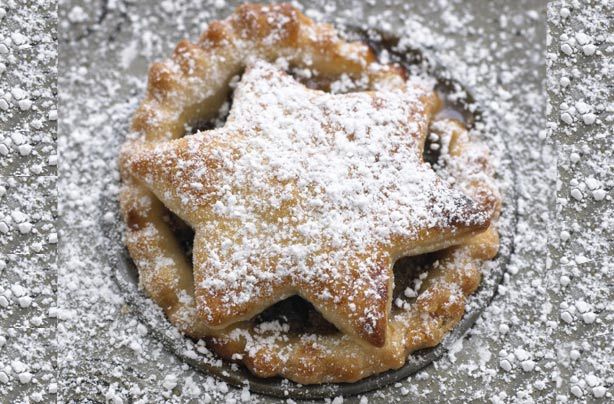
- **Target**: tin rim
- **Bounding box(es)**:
[100,28,519,400]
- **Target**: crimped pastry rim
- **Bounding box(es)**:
[103,54,518,403]
[113,3,516,394]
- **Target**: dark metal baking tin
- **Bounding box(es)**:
[101,29,519,401]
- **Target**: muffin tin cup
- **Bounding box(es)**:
[101,29,519,400]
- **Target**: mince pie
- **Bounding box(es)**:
[119,3,500,384]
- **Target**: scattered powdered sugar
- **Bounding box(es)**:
[545,0,612,401]
[1,1,57,401]
[0,0,604,402]
[0,255,56,329]
[0,1,57,177]
[130,60,493,340]
[0,176,57,255]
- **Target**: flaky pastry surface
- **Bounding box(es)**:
[119,3,501,384]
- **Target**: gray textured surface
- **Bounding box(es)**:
[0,1,57,402]
[0,0,57,251]
[0,0,609,403]
[545,1,612,401]
[56,0,554,402]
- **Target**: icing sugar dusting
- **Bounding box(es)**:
[128,61,492,342]
[37,0,610,403]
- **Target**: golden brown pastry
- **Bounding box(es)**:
[118,3,500,384]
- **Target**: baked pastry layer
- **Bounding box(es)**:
[119,3,500,384]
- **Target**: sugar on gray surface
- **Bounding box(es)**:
[1,0,610,402]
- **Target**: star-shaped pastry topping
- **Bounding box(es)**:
[124,61,493,347]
